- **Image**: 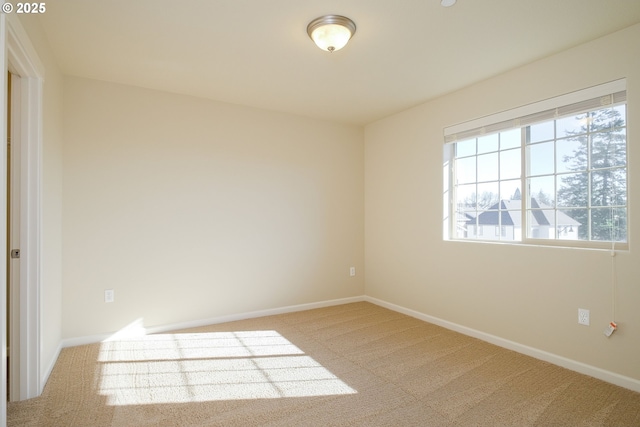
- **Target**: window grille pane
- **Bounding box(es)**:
[591,129,626,169]
[611,105,626,126]
[556,113,588,138]
[611,207,627,242]
[500,179,520,202]
[527,209,555,239]
[500,129,521,149]
[455,156,476,184]
[456,212,474,238]
[476,182,499,209]
[557,209,580,240]
[591,171,624,207]
[456,184,477,210]
[564,208,588,240]
[477,152,499,182]
[591,207,622,241]
[557,172,588,208]
[528,176,554,206]
[500,148,521,180]
[589,106,626,132]
[556,138,586,173]
[528,121,554,143]
[477,134,498,154]
[528,141,554,176]
[456,139,476,157]
[611,168,627,205]
[504,209,521,241]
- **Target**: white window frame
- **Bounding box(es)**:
[443,79,628,250]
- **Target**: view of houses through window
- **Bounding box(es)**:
[450,93,627,248]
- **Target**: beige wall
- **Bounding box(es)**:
[62,77,364,339]
[365,24,640,381]
[16,15,65,387]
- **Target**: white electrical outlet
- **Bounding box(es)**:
[349,267,356,277]
[578,308,590,326]
[105,289,115,303]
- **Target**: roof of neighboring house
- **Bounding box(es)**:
[466,199,581,227]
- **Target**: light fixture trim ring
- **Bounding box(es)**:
[307,15,357,38]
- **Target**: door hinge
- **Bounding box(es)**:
[10,249,20,259]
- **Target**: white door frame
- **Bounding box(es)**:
[0,15,7,423]
[1,12,44,408]
[8,71,22,402]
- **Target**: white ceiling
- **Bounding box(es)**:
[38,0,640,125]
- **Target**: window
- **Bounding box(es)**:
[444,80,628,249]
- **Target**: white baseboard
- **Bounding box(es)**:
[41,342,63,392]
[364,296,640,393]
[61,295,366,348]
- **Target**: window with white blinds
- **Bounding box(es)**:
[444,79,628,249]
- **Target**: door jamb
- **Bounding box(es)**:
[8,70,22,402]
[2,13,44,404]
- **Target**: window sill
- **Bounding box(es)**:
[444,237,628,252]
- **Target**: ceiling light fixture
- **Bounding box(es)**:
[307,15,356,53]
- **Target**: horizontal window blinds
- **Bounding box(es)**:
[444,79,626,144]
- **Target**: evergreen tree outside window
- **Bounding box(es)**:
[535,105,626,242]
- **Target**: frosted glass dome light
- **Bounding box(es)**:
[307,15,356,53]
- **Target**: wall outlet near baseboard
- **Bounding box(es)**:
[105,289,115,303]
[349,267,356,277]
[578,308,590,326]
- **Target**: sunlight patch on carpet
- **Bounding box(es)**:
[98,330,357,405]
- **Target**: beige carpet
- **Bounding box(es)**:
[8,302,640,426]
